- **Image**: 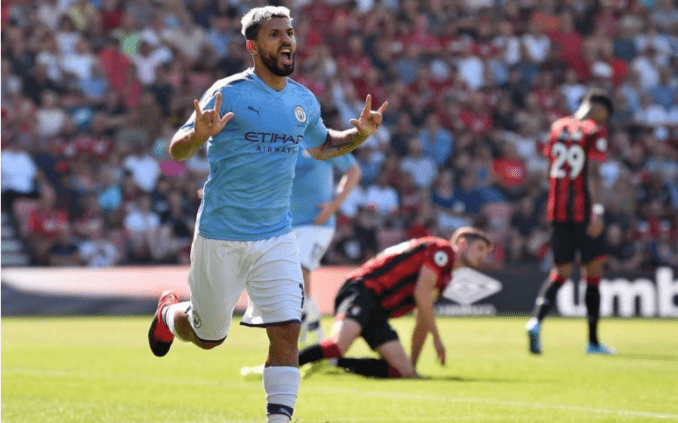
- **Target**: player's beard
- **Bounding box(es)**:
[261,49,295,77]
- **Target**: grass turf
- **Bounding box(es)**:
[2,316,677,422]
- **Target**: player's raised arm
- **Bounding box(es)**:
[169,92,235,161]
[306,94,388,160]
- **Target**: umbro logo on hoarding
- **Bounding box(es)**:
[442,267,502,305]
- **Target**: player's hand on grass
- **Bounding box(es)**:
[434,337,446,366]
[586,215,604,238]
[349,94,388,138]
[193,92,234,140]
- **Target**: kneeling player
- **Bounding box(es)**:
[298,227,493,378]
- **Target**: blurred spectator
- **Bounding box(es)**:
[418,112,454,167]
[3,0,676,270]
[122,142,160,193]
[27,186,68,265]
[161,10,206,62]
[1,138,39,212]
[111,12,142,57]
[522,20,551,65]
[365,169,400,218]
[491,141,528,201]
[47,222,80,266]
[157,191,195,264]
[123,193,161,262]
[36,90,68,137]
[400,138,437,189]
[79,225,121,267]
[649,230,678,267]
[605,223,645,272]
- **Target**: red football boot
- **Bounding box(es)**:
[148,291,179,357]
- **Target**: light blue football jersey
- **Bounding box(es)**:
[180,68,328,240]
[290,150,356,229]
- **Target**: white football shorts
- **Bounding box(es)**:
[186,232,304,341]
[293,225,336,271]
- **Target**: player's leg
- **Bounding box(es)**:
[581,226,615,355]
[298,283,368,371]
[374,340,417,377]
[263,323,301,423]
[294,226,335,345]
[299,266,322,345]
[148,234,244,356]
[526,222,574,354]
[241,232,307,423]
[298,317,362,365]
[343,312,415,378]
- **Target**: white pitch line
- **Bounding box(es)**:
[4,367,677,420]
[314,387,678,420]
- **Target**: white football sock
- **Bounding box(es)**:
[263,366,299,422]
[303,296,321,324]
[163,302,190,341]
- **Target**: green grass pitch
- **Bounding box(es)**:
[2,316,677,422]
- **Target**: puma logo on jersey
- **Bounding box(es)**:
[247,105,261,116]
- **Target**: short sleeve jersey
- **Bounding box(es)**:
[180,69,329,240]
[347,237,456,318]
[290,150,356,228]
[543,116,608,223]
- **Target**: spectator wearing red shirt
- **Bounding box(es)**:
[28,186,69,265]
[472,22,499,60]
[492,141,527,202]
[460,92,493,136]
[405,14,442,55]
[303,0,336,35]
[98,37,131,92]
[532,72,559,110]
[101,0,124,34]
[337,34,373,86]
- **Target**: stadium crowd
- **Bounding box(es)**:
[1,0,677,270]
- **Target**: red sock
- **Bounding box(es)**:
[319,339,341,359]
[549,272,566,284]
[586,277,601,286]
[387,365,402,378]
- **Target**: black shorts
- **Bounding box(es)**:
[551,221,606,265]
[334,280,399,350]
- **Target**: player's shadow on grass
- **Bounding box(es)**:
[418,375,524,383]
[614,353,678,362]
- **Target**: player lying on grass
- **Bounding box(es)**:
[288,227,492,378]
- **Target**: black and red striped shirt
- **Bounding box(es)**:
[544,116,607,223]
[347,237,455,318]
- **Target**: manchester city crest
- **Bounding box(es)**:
[294,105,307,123]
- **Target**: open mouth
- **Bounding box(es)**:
[279,48,293,65]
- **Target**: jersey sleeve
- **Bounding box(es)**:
[587,126,608,162]
[301,94,328,149]
[330,152,357,172]
[421,243,454,287]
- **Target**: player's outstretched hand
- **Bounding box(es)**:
[193,92,234,140]
[349,94,388,138]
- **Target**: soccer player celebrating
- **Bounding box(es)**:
[291,149,362,345]
[297,227,493,378]
[526,88,616,356]
[147,6,387,423]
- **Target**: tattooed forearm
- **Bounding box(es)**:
[307,128,368,160]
